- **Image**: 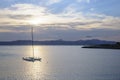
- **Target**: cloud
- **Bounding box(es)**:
[0,4,47,26]
[0,3,120,31]
[0,26,30,32]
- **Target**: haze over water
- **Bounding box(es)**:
[0,46,120,80]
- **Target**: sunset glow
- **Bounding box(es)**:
[0,0,120,41]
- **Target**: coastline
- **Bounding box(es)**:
[82,42,120,49]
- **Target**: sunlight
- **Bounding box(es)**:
[24,46,51,79]
[33,46,46,59]
[26,46,42,57]
[29,19,41,25]
[28,17,49,26]
[34,46,41,57]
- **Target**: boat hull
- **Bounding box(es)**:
[23,57,41,62]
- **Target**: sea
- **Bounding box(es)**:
[0,46,120,80]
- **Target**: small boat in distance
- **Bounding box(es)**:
[23,27,42,62]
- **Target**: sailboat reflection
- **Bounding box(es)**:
[23,27,42,62]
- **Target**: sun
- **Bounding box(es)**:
[28,17,49,26]
[28,18,42,25]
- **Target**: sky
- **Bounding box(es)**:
[0,0,120,41]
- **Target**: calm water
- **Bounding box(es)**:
[0,46,120,80]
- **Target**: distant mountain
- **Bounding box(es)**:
[0,39,116,45]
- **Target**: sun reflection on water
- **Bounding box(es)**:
[23,46,51,80]
[25,46,43,57]
[34,46,41,57]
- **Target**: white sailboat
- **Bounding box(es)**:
[23,27,41,62]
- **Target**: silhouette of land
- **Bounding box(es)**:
[0,39,115,46]
[82,42,120,49]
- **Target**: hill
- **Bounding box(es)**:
[0,39,115,45]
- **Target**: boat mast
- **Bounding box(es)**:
[31,27,34,58]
